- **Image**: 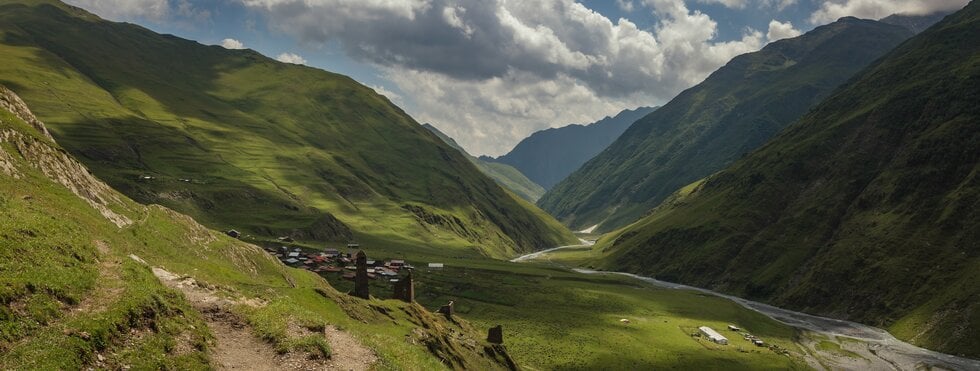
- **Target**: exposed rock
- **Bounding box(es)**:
[0,86,132,227]
[0,85,53,141]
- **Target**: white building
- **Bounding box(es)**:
[699,326,728,345]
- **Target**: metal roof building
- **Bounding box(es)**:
[699,326,728,345]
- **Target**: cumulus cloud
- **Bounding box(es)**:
[65,0,170,20]
[220,38,245,49]
[809,0,968,24]
[240,0,765,155]
[275,52,307,64]
[766,20,801,41]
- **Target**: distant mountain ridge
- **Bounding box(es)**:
[592,4,979,357]
[423,123,546,202]
[487,106,656,190]
[538,16,915,232]
[880,11,951,33]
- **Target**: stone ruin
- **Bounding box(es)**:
[393,270,414,303]
[352,250,370,299]
[438,300,454,318]
[487,325,503,344]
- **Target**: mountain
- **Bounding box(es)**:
[488,106,656,190]
[423,123,545,202]
[0,85,516,369]
[880,11,951,34]
[538,17,915,232]
[591,4,979,357]
[0,0,575,258]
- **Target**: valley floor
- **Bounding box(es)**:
[300,240,808,369]
[517,245,980,371]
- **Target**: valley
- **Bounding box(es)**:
[2,0,977,370]
[516,244,980,370]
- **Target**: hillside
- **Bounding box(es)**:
[423,123,545,202]
[0,0,575,259]
[592,4,979,358]
[0,85,516,369]
[488,107,656,190]
[539,17,914,232]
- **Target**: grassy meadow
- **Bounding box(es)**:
[285,238,811,370]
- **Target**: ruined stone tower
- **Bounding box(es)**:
[393,270,414,303]
[487,325,503,344]
[352,250,369,299]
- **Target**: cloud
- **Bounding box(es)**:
[368,84,404,104]
[220,38,246,49]
[275,52,307,64]
[766,20,801,41]
[65,0,170,20]
[809,0,968,24]
[696,0,749,9]
[761,0,797,11]
[65,0,211,25]
[240,0,765,155]
[616,0,635,12]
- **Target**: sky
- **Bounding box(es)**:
[64,0,967,156]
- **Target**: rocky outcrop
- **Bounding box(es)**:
[0,86,53,141]
[0,86,132,227]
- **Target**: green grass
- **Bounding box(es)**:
[302,239,811,370]
[0,0,575,261]
[0,90,515,369]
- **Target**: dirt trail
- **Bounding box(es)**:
[140,257,377,370]
[149,266,279,370]
[322,325,377,370]
[71,240,123,315]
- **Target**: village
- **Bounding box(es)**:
[253,239,442,284]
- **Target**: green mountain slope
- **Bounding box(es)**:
[539,17,914,232]
[423,123,545,202]
[488,107,656,190]
[0,85,516,369]
[592,4,979,357]
[0,0,574,259]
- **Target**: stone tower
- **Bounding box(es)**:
[393,270,415,303]
[352,250,369,299]
[487,325,503,344]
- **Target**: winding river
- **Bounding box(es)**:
[511,243,980,371]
